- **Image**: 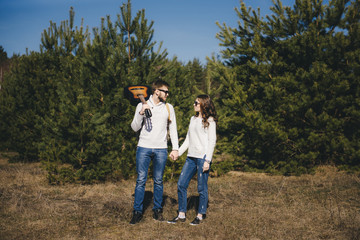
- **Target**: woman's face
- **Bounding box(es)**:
[194,98,201,112]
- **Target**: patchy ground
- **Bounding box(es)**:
[1,155,359,239]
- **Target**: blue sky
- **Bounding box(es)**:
[0,0,296,63]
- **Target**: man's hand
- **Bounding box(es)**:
[139,103,150,115]
[169,150,179,161]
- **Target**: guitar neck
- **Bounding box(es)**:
[137,94,146,104]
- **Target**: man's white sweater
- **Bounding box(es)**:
[131,95,179,150]
[179,116,216,162]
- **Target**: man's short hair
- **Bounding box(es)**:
[152,80,169,93]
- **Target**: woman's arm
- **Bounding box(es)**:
[178,129,190,157]
[178,117,193,157]
[205,119,217,162]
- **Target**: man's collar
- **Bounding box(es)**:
[149,95,165,106]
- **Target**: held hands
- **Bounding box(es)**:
[169,150,179,161]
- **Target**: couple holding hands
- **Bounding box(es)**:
[130,80,217,225]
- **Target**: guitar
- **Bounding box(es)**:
[124,85,152,118]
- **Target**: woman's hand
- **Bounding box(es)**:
[203,161,210,172]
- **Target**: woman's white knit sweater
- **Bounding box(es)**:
[178,116,216,162]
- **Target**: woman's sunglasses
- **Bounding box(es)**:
[194,101,200,106]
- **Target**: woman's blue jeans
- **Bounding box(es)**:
[133,147,168,212]
[177,156,210,215]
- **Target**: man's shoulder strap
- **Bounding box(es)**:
[165,103,170,121]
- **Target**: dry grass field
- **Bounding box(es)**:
[0,153,359,240]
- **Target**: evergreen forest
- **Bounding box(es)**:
[0,0,359,183]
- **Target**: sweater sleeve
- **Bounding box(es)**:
[131,103,144,132]
[168,104,179,150]
[178,129,190,157]
[205,119,217,162]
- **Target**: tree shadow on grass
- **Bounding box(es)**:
[164,195,209,212]
[186,195,199,211]
[143,191,153,212]
[133,191,177,212]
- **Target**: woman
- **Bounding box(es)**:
[168,95,217,225]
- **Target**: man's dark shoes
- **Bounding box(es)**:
[167,216,186,224]
[153,209,165,221]
[130,211,142,224]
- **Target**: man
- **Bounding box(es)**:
[130,80,179,224]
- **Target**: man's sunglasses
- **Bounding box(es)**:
[194,101,200,106]
[158,89,169,95]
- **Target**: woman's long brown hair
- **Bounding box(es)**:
[195,95,217,128]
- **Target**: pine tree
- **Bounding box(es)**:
[214,0,360,174]
[38,2,171,183]
[0,50,58,160]
[0,46,9,148]
[0,1,193,182]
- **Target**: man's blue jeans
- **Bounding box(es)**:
[177,156,210,215]
[133,147,168,212]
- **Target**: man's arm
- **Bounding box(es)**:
[168,104,179,160]
[131,103,145,132]
[168,104,179,150]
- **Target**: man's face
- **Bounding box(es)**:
[156,86,169,102]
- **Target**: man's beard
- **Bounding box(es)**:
[159,95,166,102]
